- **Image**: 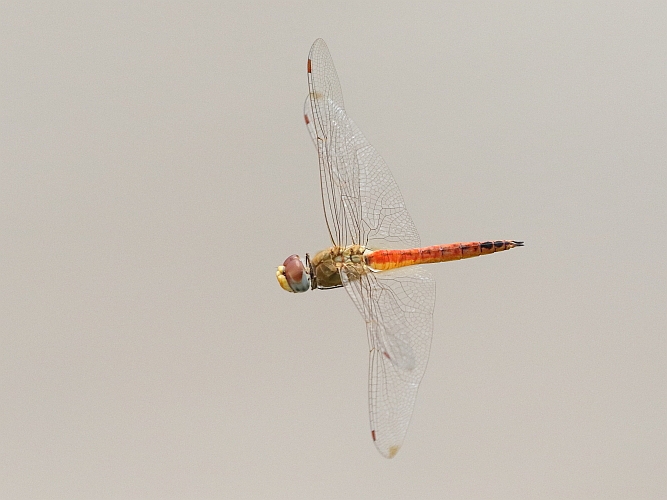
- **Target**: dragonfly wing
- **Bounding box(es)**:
[307,38,420,249]
[340,264,436,458]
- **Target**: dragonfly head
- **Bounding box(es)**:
[276,254,311,293]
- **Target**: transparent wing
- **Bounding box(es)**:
[340,264,436,458]
[306,38,420,250]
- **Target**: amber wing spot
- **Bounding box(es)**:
[304,114,310,124]
[388,445,400,459]
[383,351,391,360]
[307,58,312,73]
[371,430,376,441]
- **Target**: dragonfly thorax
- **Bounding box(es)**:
[309,245,369,290]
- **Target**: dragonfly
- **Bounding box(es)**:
[276,39,523,459]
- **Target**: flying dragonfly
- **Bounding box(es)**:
[277,38,523,458]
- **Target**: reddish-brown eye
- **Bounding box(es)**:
[283,255,303,283]
[281,254,310,293]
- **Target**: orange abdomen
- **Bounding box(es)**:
[366,240,523,271]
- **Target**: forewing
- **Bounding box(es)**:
[340,265,436,458]
[306,38,420,249]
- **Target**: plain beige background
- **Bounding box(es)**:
[1,2,665,499]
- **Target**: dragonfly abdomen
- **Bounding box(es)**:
[366,240,523,271]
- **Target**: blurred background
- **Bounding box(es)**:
[1,2,665,498]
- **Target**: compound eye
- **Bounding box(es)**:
[277,255,310,293]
